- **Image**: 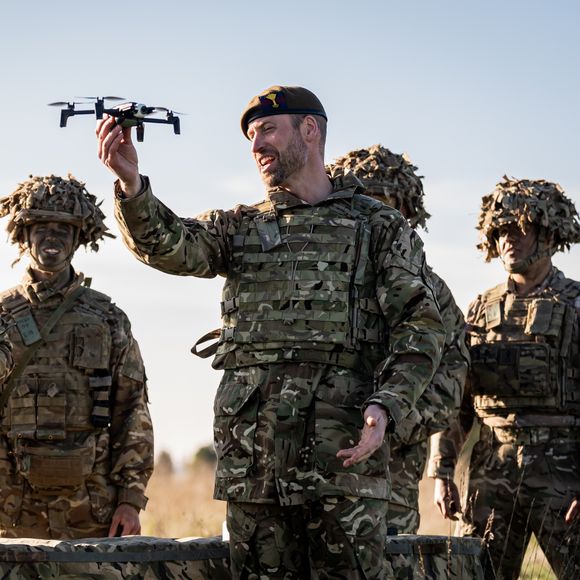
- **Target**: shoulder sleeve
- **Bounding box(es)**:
[402,271,469,442]
[364,213,446,426]
[114,176,244,278]
[107,305,154,511]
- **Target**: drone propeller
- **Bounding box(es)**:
[48,101,85,107]
[149,107,187,116]
[74,95,126,101]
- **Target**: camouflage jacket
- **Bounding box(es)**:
[115,174,445,503]
[0,267,153,510]
[429,267,580,479]
[393,267,468,446]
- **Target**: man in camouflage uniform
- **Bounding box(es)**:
[0,175,154,539]
[329,145,469,535]
[96,85,445,579]
[429,177,580,579]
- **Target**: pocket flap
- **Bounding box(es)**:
[214,382,259,416]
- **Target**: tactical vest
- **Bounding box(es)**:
[0,287,114,489]
[469,275,580,417]
[213,195,387,370]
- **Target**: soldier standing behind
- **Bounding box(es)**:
[328,145,469,534]
[96,85,445,579]
[0,175,153,539]
[429,177,580,578]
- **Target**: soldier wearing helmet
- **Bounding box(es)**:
[328,145,469,536]
[0,174,153,539]
[429,176,580,578]
[96,85,445,579]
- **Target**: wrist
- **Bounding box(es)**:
[121,174,143,198]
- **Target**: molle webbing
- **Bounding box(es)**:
[0,286,86,411]
[221,206,384,356]
[472,292,580,414]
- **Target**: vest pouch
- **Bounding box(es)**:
[213,379,259,479]
[14,434,96,491]
[6,380,36,439]
[471,342,553,398]
[72,324,111,370]
[36,374,67,441]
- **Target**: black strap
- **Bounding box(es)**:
[0,286,86,410]
[190,328,221,358]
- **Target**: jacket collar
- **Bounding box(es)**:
[21,266,84,304]
[265,172,365,212]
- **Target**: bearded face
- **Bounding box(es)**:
[249,116,309,188]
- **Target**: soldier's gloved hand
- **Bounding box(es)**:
[565,498,580,524]
[108,503,141,537]
[96,115,142,197]
[336,404,388,468]
[433,477,462,521]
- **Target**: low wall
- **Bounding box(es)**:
[0,534,483,579]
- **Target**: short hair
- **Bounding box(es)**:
[291,114,327,156]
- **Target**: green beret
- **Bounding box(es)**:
[240,85,327,138]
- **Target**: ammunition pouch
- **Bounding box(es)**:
[14,433,96,491]
[471,296,580,414]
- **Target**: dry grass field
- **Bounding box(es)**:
[141,452,556,579]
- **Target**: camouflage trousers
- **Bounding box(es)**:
[0,486,111,539]
[459,425,580,580]
[387,438,428,534]
[227,496,388,580]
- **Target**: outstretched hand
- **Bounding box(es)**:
[108,503,141,537]
[433,477,462,521]
[96,116,141,197]
[336,404,389,468]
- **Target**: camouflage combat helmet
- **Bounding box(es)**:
[0,174,113,260]
[477,175,580,272]
[328,144,430,229]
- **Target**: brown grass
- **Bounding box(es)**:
[141,463,226,538]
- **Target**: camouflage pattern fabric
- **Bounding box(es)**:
[385,535,484,580]
[0,534,483,579]
[0,268,153,539]
[476,175,580,263]
[0,174,114,263]
[327,144,431,230]
[387,440,425,534]
[459,424,580,579]
[0,535,231,580]
[115,173,445,505]
[113,173,445,576]
[387,267,468,533]
[0,319,13,382]
[429,267,580,579]
[328,149,468,533]
[228,496,387,579]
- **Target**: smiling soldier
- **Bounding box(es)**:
[0,174,153,539]
[96,85,445,579]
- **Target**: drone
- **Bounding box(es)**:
[49,96,182,142]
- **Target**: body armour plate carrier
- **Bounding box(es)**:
[0,288,113,489]
[214,198,387,370]
[470,282,580,415]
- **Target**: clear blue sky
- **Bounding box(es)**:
[1,0,579,463]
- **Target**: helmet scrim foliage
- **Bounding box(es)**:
[327,144,430,229]
[0,174,113,258]
[477,176,580,262]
